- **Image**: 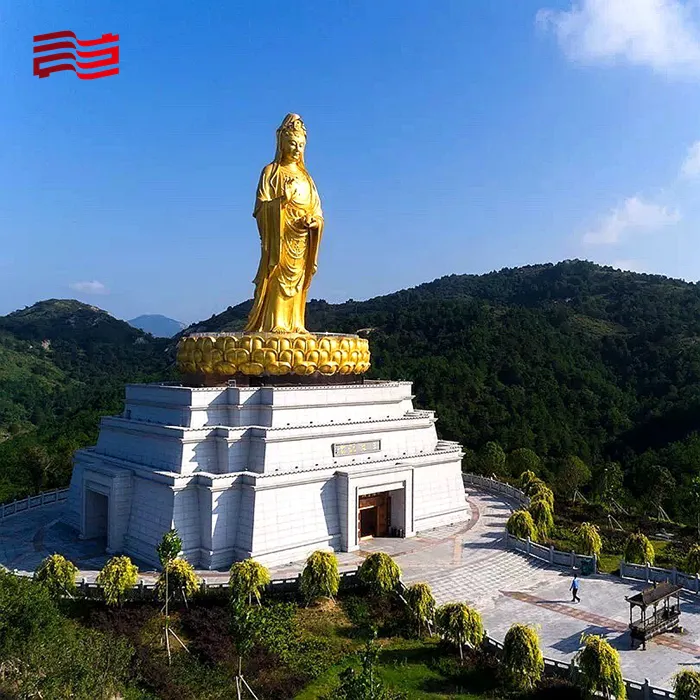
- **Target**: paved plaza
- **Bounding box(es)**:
[2,487,700,689]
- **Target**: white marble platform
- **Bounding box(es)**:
[65,379,469,569]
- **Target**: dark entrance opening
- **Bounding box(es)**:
[84,489,108,539]
[358,492,390,540]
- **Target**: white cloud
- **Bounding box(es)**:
[583,196,680,244]
[611,259,649,272]
[537,0,700,76]
[681,140,700,177]
[69,280,109,295]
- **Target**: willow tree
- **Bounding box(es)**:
[574,633,626,699]
[576,522,603,557]
[229,558,271,606]
[674,669,700,700]
[404,582,436,636]
[529,498,554,538]
[436,602,484,661]
[34,554,78,599]
[506,509,538,542]
[300,550,340,603]
[686,545,700,575]
[358,552,401,595]
[624,532,655,565]
[156,558,200,603]
[529,481,554,509]
[96,555,139,606]
[501,623,544,691]
[520,470,538,492]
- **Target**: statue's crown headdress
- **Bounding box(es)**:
[278,113,306,137]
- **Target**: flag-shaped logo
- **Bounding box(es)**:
[33,31,119,80]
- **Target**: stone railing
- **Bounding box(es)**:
[69,568,361,602]
[0,488,68,520]
[484,634,673,699]
[462,472,529,506]
[620,560,700,595]
[506,533,598,574]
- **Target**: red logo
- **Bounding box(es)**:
[33,31,119,80]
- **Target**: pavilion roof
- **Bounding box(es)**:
[626,582,683,608]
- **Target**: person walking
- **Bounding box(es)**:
[570,574,581,603]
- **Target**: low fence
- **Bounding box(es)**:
[620,560,700,595]
[462,473,597,574]
[0,488,68,520]
[70,568,361,602]
[462,473,529,506]
[484,634,673,699]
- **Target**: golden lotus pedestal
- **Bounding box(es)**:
[176,332,371,386]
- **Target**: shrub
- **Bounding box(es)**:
[301,550,340,603]
[624,532,655,565]
[674,669,700,700]
[34,554,78,599]
[574,633,626,699]
[686,545,700,575]
[229,558,271,605]
[436,602,484,661]
[404,582,436,636]
[96,555,139,606]
[501,623,544,691]
[358,553,401,595]
[576,522,603,557]
[506,510,538,542]
[156,557,200,602]
[529,480,554,509]
[529,498,554,538]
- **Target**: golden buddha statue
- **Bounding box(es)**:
[244,113,324,334]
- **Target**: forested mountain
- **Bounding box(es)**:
[0,300,172,501]
[190,260,700,518]
[2,262,700,519]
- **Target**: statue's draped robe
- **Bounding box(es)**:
[245,162,324,333]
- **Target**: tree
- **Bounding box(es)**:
[229,558,271,606]
[520,470,538,492]
[436,602,484,661]
[358,553,401,595]
[525,478,554,509]
[404,582,436,637]
[500,623,544,691]
[636,464,675,511]
[507,448,541,479]
[156,558,199,603]
[156,528,182,568]
[592,461,624,504]
[330,635,407,700]
[477,441,506,477]
[34,554,77,599]
[300,550,340,604]
[574,633,626,699]
[506,510,538,542]
[556,456,591,499]
[529,498,554,538]
[24,445,54,493]
[674,669,700,700]
[96,555,139,606]
[687,545,700,575]
[624,532,655,565]
[576,522,602,557]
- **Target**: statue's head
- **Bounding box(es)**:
[275,113,307,166]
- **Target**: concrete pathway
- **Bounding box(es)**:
[3,487,700,689]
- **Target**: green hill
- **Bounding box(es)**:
[3,262,700,519]
[0,300,172,501]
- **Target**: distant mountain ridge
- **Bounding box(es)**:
[128,314,185,338]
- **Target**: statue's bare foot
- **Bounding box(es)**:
[270,326,286,333]
[293,326,309,334]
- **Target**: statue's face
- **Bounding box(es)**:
[281,132,305,163]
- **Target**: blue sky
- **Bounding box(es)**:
[2,1,700,324]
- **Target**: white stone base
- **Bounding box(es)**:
[65,380,469,569]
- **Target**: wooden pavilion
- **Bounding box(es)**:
[626,581,683,650]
